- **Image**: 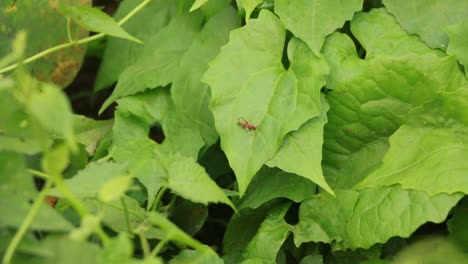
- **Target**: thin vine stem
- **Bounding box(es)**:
[2,180,53,264]
[151,186,168,211]
[0,0,152,75]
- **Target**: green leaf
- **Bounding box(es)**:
[275,0,363,55]
[41,143,70,177]
[382,0,468,49]
[49,161,128,198]
[0,190,73,231]
[203,10,325,195]
[98,175,132,202]
[0,83,50,154]
[322,12,467,188]
[9,235,103,264]
[169,199,208,236]
[237,167,316,210]
[267,97,333,195]
[170,6,240,148]
[83,196,164,239]
[189,0,209,12]
[237,0,263,21]
[95,0,180,90]
[111,111,166,209]
[0,152,36,199]
[28,83,75,146]
[242,202,292,263]
[100,233,133,263]
[100,13,203,112]
[350,8,444,58]
[170,250,224,264]
[73,115,113,155]
[446,22,468,75]
[116,89,173,125]
[448,198,468,251]
[293,186,462,249]
[0,0,88,87]
[59,5,141,43]
[393,237,468,263]
[355,90,468,195]
[167,155,235,210]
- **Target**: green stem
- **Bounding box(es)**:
[0,33,103,74]
[150,236,170,257]
[121,197,132,233]
[139,233,150,258]
[0,0,153,74]
[28,169,50,180]
[66,18,73,43]
[151,186,167,211]
[2,180,53,264]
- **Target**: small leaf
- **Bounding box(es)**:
[73,115,113,155]
[189,0,210,12]
[41,143,70,177]
[167,155,235,210]
[237,0,263,21]
[98,175,132,202]
[242,202,292,263]
[59,5,141,43]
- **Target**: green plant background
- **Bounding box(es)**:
[1,0,468,263]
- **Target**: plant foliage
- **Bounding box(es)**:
[1,0,468,263]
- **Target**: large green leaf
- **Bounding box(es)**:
[382,0,468,49]
[0,0,89,87]
[167,155,235,210]
[94,0,180,90]
[203,10,325,195]
[267,97,332,194]
[237,167,316,211]
[321,9,467,189]
[242,202,292,263]
[293,186,462,249]
[170,250,224,264]
[100,13,203,112]
[275,0,363,55]
[170,6,240,148]
[355,90,468,195]
[446,22,468,75]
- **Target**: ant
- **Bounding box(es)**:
[237,117,257,131]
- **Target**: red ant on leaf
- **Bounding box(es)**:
[237,117,257,131]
